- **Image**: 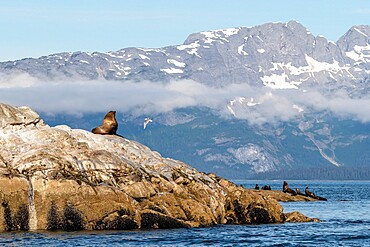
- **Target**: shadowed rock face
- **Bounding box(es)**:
[0,104,314,231]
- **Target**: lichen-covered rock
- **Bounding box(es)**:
[0,103,42,128]
[0,104,316,232]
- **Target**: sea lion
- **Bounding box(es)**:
[295,188,305,196]
[283,181,297,195]
[261,185,271,190]
[304,186,328,201]
[305,186,316,198]
[255,184,259,190]
[92,111,118,135]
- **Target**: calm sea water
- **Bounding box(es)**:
[1,181,369,246]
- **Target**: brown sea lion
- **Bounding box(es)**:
[283,181,297,195]
[295,188,305,196]
[261,185,271,190]
[305,187,327,201]
[92,111,118,135]
[305,186,316,198]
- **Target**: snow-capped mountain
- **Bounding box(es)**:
[1,21,369,93]
[1,21,370,179]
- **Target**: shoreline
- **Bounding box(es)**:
[247,189,322,202]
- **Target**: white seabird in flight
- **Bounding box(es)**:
[143,117,153,129]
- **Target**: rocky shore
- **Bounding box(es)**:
[0,103,319,232]
[251,189,323,202]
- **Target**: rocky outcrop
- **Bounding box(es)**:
[250,189,322,202]
[0,103,315,231]
[284,211,320,223]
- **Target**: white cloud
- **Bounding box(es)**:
[0,72,41,88]
[0,72,369,124]
[0,73,253,115]
[227,88,370,124]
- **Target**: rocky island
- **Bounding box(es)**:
[0,103,318,232]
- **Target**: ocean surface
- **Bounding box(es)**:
[1,180,369,246]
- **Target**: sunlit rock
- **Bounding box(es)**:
[0,103,316,231]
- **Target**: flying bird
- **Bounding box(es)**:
[143,117,153,129]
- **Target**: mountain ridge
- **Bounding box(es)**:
[1,20,369,92]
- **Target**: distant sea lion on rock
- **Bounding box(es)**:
[304,186,327,201]
[261,185,271,190]
[305,186,316,198]
[295,188,305,196]
[92,111,118,135]
[283,181,297,195]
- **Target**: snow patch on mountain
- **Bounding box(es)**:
[346,44,370,64]
[138,54,150,60]
[156,112,195,126]
[200,28,241,44]
[227,97,261,117]
[354,27,370,38]
[261,72,299,89]
[293,104,304,113]
[261,55,354,89]
[176,42,201,57]
[137,48,165,53]
[304,56,345,73]
[227,145,278,173]
[204,153,231,164]
[160,68,184,74]
[237,44,248,56]
[212,136,237,145]
[167,59,186,67]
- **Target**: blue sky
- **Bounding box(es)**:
[1,0,370,62]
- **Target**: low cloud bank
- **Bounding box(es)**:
[227,89,370,124]
[0,77,254,115]
[0,72,369,124]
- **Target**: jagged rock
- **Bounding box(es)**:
[284,211,320,223]
[140,210,190,229]
[0,104,317,231]
[0,103,43,128]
